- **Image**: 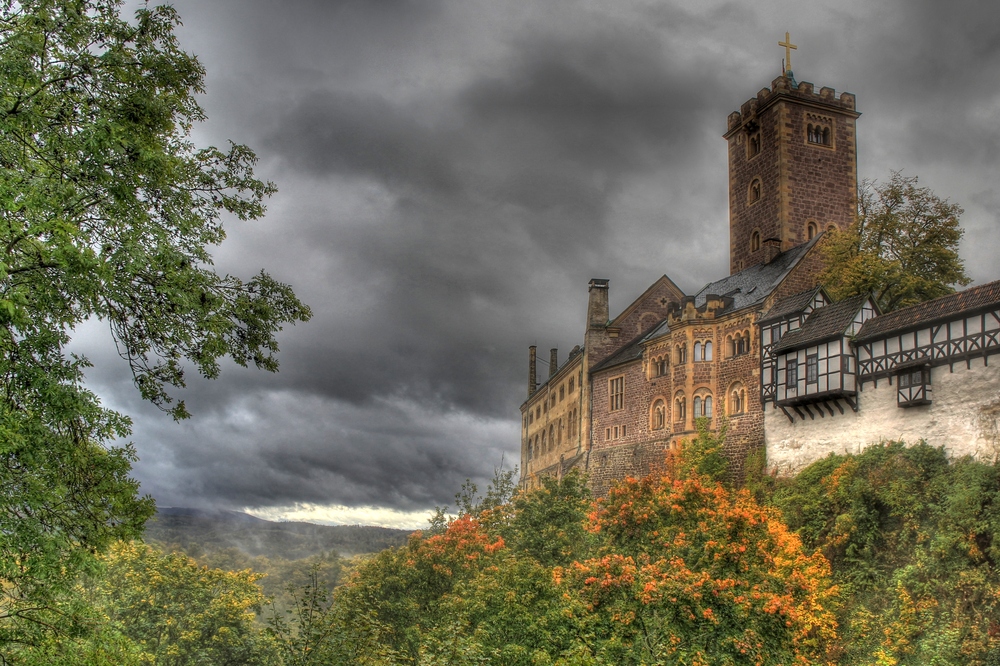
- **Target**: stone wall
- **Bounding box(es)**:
[765,357,1000,474]
[726,74,858,275]
[591,360,655,452]
[587,439,673,498]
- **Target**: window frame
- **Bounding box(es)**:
[609,375,625,412]
[806,354,818,384]
[787,358,798,386]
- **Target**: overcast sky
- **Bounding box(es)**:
[75,0,1000,528]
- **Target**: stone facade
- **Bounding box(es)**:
[724,74,858,275]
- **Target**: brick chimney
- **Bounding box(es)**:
[528,346,537,397]
[587,279,610,329]
[549,348,558,378]
[763,237,782,263]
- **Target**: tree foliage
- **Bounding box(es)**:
[820,171,970,312]
[329,443,839,665]
[0,0,308,654]
[774,442,1000,664]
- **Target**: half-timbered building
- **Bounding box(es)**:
[764,281,1000,473]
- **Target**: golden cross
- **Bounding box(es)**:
[778,31,797,72]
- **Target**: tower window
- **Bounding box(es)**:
[807,119,833,147]
[747,131,761,158]
[748,178,762,204]
[751,230,761,253]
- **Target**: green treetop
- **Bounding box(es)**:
[821,171,970,313]
[0,0,309,653]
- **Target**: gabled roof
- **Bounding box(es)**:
[772,294,872,354]
[692,234,823,315]
[855,280,1000,342]
[759,286,827,323]
[608,274,685,327]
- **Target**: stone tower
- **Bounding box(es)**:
[724,70,859,275]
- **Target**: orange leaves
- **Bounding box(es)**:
[556,467,840,664]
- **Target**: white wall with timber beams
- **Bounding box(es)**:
[764,357,1000,474]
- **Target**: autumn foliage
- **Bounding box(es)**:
[560,474,838,665]
[326,430,841,665]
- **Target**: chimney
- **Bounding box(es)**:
[763,237,782,263]
[587,279,610,329]
[549,348,558,378]
[528,346,537,397]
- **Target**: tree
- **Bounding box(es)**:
[560,466,840,665]
[820,171,970,312]
[0,0,309,653]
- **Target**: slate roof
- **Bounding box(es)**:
[585,236,823,372]
[759,287,825,323]
[771,294,872,354]
[692,234,823,315]
[855,279,1000,342]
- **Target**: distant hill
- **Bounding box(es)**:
[145,507,413,560]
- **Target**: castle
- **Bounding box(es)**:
[519,47,1000,493]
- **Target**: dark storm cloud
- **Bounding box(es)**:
[70,0,1000,522]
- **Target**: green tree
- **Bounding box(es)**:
[820,171,970,312]
[0,0,308,654]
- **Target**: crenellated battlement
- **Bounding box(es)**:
[726,73,857,133]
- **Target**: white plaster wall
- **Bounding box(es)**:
[765,357,1000,474]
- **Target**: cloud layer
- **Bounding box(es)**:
[75,0,1000,525]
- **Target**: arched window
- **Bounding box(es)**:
[807,221,817,240]
[751,230,761,253]
[540,431,546,452]
[651,399,666,430]
[557,419,563,444]
[733,331,749,356]
[704,341,712,361]
[676,344,687,364]
[694,391,713,419]
[693,341,701,361]
[730,383,746,415]
[527,442,533,460]
[822,127,830,145]
[827,224,837,234]
[548,425,554,449]
[674,393,686,422]
[748,132,761,158]
[748,178,762,204]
